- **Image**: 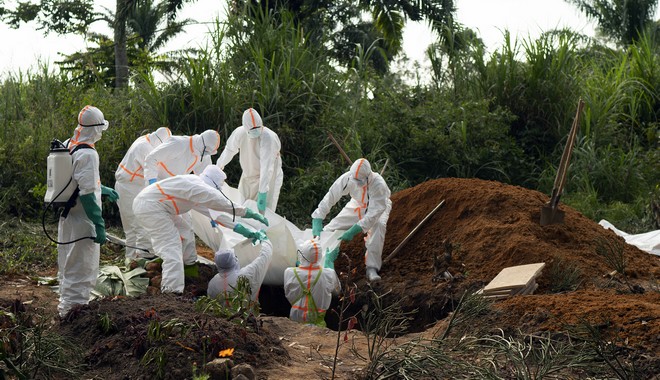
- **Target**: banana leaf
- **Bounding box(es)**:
[91,265,150,299]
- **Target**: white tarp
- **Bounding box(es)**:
[192,184,344,285]
[599,219,660,256]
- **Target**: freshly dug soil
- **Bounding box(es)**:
[334,178,660,349]
[6,177,658,379]
[57,284,289,379]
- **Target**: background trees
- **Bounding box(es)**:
[0,0,191,88]
[566,0,658,45]
[0,0,657,232]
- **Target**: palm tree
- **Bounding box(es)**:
[58,0,191,86]
[565,0,658,46]
[127,0,193,75]
[128,0,192,53]
[0,0,191,88]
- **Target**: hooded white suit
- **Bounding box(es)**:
[143,130,220,182]
[207,239,273,301]
[312,159,392,272]
[142,130,220,263]
[216,108,283,212]
[114,127,171,259]
[57,105,108,317]
[283,239,340,327]
[133,166,247,293]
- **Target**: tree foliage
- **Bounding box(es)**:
[0,0,102,34]
[0,0,191,88]
[230,0,455,73]
[566,0,659,45]
[0,0,657,233]
[57,0,190,87]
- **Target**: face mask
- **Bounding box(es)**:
[247,126,262,139]
[297,249,312,265]
[91,121,108,143]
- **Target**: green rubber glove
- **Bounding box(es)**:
[312,218,323,237]
[254,230,269,244]
[324,247,339,270]
[245,208,269,226]
[79,193,106,245]
[101,185,119,202]
[234,223,256,239]
[339,223,363,241]
[257,192,267,213]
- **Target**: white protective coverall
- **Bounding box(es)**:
[143,130,220,262]
[312,159,392,273]
[207,239,273,301]
[57,105,108,317]
[283,239,340,327]
[114,127,171,259]
[216,108,283,213]
[144,130,220,181]
[133,166,247,293]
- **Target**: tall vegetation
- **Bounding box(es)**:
[0,2,657,232]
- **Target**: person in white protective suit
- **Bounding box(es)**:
[143,129,221,262]
[207,238,273,301]
[283,239,340,327]
[311,158,392,282]
[132,165,269,293]
[216,108,283,214]
[114,127,172,260]
[58,105,118,318]
[144,129,220,183]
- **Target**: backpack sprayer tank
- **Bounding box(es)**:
[44,139,77,207]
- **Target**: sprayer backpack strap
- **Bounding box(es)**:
[292,267,325,326]
[61,144,94,218]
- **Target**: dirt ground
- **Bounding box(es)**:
[2,177,659,379]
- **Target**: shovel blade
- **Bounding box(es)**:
[540,206,565,226]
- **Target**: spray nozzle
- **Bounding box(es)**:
[50,139,67,151]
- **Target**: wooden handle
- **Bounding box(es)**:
[327,132,352,166]
[384,199,445,264]
[550,98,584,207]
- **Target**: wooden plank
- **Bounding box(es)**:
[481,288,518,296]
[480,282,539,299]
[483,263,545,292]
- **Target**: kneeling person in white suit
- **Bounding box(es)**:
[133,165,268,293]
[208,238,273,301]
[283,239,340,327]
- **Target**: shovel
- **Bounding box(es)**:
[540,98,585,226]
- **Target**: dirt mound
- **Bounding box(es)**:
[57,277,289,379]
[334,178,660,346]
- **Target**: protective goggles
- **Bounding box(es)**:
[81,120,109,130]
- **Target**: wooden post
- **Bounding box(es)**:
[383,199,445,264]
[380,158,389,175]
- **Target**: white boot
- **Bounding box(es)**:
[366,267,381,282]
